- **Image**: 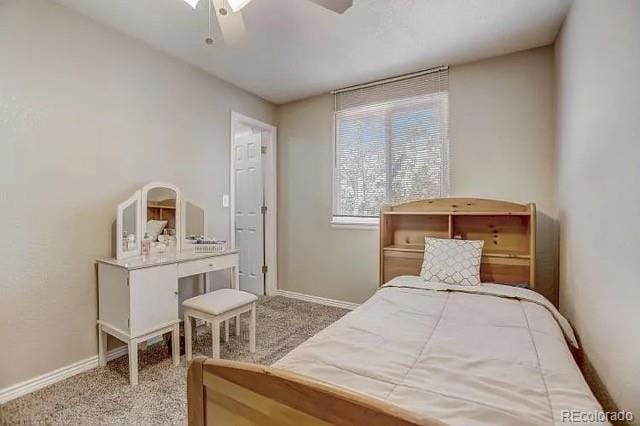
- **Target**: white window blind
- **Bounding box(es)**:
[333,68,449,222]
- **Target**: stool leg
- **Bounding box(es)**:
[212,320,220,359]
[184,314,193,361]
[235,315,240,336]
[128,340,139,386]
[224,320,229,342]
[172,323,180,366]
[249,303,256,353]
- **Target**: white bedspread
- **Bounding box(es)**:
[274,276,606,425]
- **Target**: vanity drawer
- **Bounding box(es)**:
[178,254,238,278]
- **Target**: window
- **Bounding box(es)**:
[332,68,449,226]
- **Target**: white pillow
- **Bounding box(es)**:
[146,220,168,242]
[420,237,484,286]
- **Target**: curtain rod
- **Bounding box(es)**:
[331,65,448,95]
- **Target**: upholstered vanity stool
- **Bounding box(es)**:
[183,289,257,360]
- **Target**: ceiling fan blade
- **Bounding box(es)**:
[211,0,248,45]
[307,0,353,14]
[226,0,253,13]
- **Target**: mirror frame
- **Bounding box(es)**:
[181,198,208,247]
[141,182,182,253]
[116,190,142,260]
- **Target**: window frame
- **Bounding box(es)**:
[331,91,449,227]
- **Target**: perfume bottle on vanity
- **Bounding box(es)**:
[141,232,152,256]
[127,233,136,251]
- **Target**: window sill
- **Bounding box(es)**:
[330,217,379,230]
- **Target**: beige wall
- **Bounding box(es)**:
[276,96,380,303]
[0,0,274,389]
[555,0,640,418]
[277,46,558,304]
[450,47,558,303]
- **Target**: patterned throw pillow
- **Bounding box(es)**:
[420,237,484,286]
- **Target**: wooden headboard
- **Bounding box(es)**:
[379,198,536,288]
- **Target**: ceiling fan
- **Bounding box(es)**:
[182,0,353,46]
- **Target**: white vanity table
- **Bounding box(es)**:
[97,182,238,386]
[96,250,239,386]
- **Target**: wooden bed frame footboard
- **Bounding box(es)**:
[187,357,443,426]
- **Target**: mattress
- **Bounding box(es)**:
[274,276,607,425]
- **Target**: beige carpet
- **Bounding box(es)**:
[0,296,348,425]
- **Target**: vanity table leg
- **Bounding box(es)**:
[128,340,139,386]
[231,264,240,290]
[171,323,180,366]
[203,272,210,293]
[97,324,107,367]
[235,316,240,336]
[224,320,229,342]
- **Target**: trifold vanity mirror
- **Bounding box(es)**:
[117,190,142,259]
[116,182,206,259]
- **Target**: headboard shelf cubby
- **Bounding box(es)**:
[379,198,536,289]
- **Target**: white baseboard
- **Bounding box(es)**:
[275,289,360,311]
[0,336,164,405]
[0,355,98,405]
[105,346,128,362]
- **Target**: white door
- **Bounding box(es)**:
[234,131,264,295]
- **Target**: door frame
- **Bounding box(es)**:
[229,111,277,296]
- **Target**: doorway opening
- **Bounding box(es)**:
[230,112,277,296]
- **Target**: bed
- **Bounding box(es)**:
[187,198,605,425]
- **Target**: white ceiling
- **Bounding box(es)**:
[52,0,572,104]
